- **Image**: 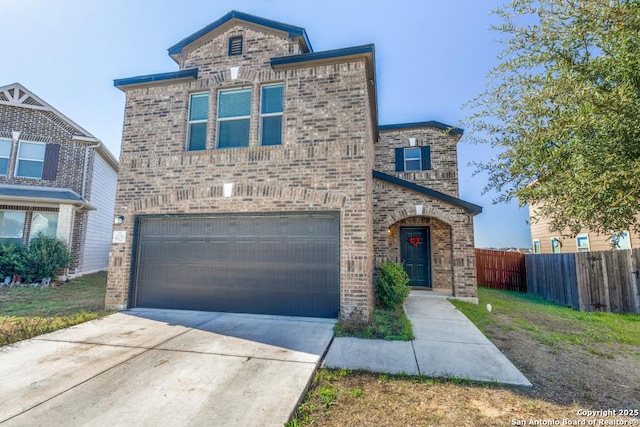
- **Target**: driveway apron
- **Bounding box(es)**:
[0,309,335,427]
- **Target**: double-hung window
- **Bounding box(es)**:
[395,146,431,172]
[217,88,251,148]
[16,141,45,178]
[187,92,209,151]
[0,139,11,175]
[260,84,283,146]
[576,234,590,252]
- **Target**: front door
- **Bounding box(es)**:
[400,227,432,287]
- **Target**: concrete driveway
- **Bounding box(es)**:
[0,309,335,427]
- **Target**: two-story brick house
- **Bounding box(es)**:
[106,11,481,322]
[0,83,119,276]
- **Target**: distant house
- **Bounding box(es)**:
[0,83,119,276]
[529,205,637,254]
[106,11,481,321]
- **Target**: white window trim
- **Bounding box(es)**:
[0,138,12,176]
[613,230,632,250]
[404,147,422,171]
[551,237,561,254]
[576,234,590,252]
[532,239,541,254]
[15,140,45,179]
[216,87,252,149]
[259,83,284,146]
[186,92,209,151]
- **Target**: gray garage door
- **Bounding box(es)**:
[132,213,340,318]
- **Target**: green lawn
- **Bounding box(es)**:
[0,271,112,346]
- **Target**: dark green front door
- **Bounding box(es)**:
[400,227,432,287]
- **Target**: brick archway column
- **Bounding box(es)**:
[451,215,477,298]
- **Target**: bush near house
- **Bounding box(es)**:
[0,236,72,284]
[375,261,411,310]
[335,261,414,341]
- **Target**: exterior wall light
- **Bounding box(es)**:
[114,215,125,225]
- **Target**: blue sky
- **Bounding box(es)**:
[0,0,531,248]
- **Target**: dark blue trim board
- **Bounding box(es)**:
[372,170,482,214]
[271,44,374,67]
[114,69,198,88]
[168,10,313,56]
[379,121,464,135]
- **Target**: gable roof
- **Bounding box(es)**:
[373,170,482,215]
[0,83,119,170]
[168,10,313,63]
[0,83,95,138]
[379,121,464,136]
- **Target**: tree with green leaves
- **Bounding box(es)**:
[466,0,640,237]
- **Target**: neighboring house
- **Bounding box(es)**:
[530,205,637,254]
[106,11,481,322]
[0,83,119,276]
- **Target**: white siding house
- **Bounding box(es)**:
[81,151,118,273]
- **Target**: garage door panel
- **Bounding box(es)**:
[133,213,339,318]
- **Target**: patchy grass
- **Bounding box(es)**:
[290,288,640,426]
[334,307,414,341]
[0,271,111,346]
[450,288,640,350]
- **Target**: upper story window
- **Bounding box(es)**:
[217,88,251,148]
[551,238,561,254]
[187,92,209,151]
[228,36,243,56]
[260,84,283,146]
[16,141,45,178]
[395,146,431,172]
[0,139,12,175]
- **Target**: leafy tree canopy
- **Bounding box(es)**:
[466,0,640,237]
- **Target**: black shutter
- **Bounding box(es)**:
[42,143,60,180]
[395,148,404,172]
[421,146,431,170]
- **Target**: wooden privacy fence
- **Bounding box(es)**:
[475,249,527,292]
[525,249,640,314]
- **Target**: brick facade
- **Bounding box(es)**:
[0,84,119,275]
[107,12,479,320]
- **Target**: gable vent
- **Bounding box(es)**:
[228,36,243,56]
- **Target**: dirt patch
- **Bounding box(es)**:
[484,313,640,407]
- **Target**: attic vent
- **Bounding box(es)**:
[228,36,243,56]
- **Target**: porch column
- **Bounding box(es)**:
[451,215,478,300]
[56,204,75,246]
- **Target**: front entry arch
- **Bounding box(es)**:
[400,227,432,287]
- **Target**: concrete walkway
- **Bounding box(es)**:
[323,291,532,386]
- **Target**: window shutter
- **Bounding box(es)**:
[420,146,431,170]
[42,144,60,180]
[395,148,404,172]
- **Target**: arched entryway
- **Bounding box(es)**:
[385,216,453,293]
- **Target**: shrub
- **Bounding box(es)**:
[19,235,72,283]
[0,241,24,280]
[375,261,411,310]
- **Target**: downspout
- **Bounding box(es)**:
[81,141,101,199]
